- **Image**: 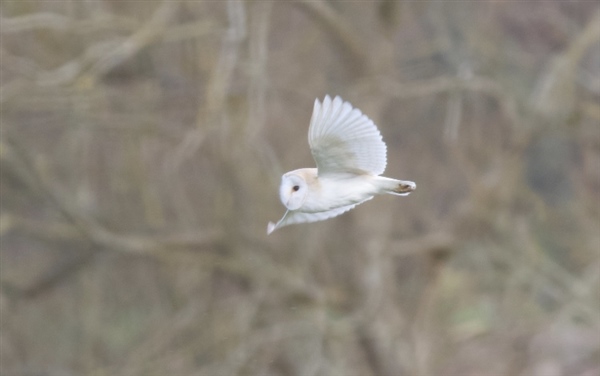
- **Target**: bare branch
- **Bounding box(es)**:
[531,9,600,118]
[1,138,223,256]
[296,0,369,73]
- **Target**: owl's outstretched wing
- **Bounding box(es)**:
[267,197,373,234]
[308,95,387,176]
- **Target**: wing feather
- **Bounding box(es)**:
[308,95,387,176]
[267,197,373,234]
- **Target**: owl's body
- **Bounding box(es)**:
[283,169,372,212]
[268,95,415,234]
[283,168,409,212]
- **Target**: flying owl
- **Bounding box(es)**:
[267,95,416,234]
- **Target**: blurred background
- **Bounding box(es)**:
[1,1,599,375]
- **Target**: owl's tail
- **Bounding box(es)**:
[375,176,416,196]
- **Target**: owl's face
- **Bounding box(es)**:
[279,173,308,210]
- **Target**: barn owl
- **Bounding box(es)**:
[267,95,416,234]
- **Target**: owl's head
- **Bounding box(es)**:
[279,173,308,210]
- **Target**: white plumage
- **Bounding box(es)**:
[268,95,416,234]
[309,96,387,176]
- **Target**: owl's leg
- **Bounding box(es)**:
[374,176,416,196]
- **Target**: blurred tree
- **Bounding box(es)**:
[1,1,599,375]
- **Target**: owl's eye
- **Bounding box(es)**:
[292,185,300,192]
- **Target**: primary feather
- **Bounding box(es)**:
[308,95,387,176]
[267,201,365,235]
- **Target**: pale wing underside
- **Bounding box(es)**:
[267,197,373,234]
[308,96,387,176]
